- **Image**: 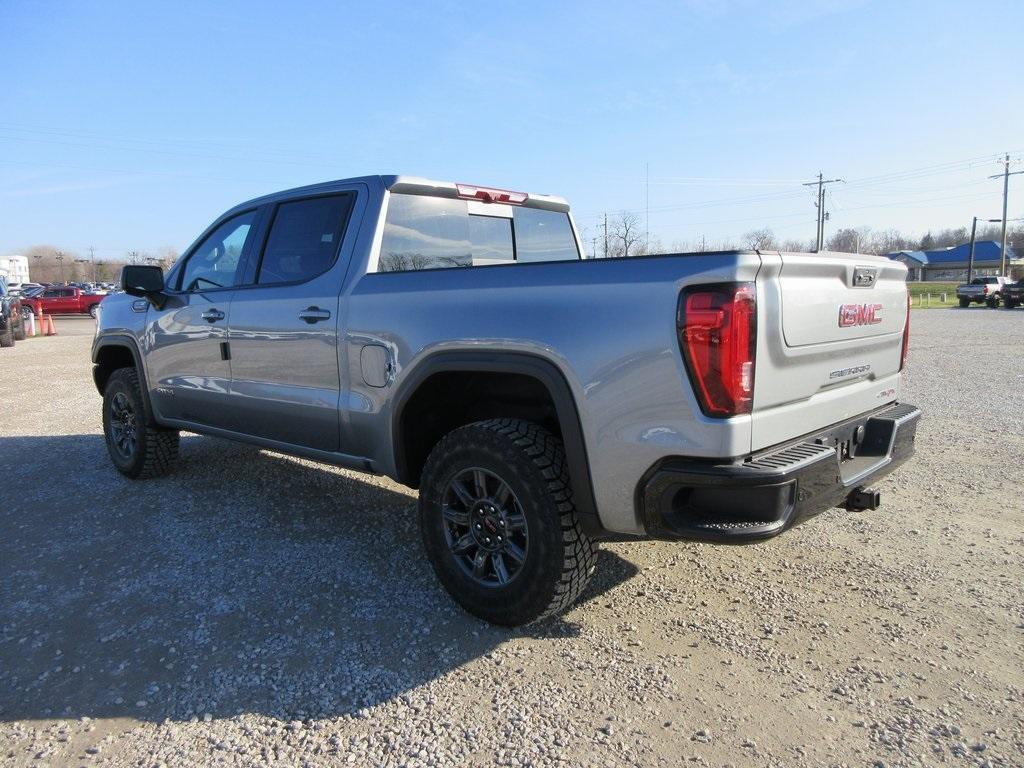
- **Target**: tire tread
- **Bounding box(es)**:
[425,418,596,624]
[105,367,179,479]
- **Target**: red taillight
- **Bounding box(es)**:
[455,183,528,205]
[899,292,911,371]
[678,283,757,417]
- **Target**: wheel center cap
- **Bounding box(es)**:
[471,503,505,551]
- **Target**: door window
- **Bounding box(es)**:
[255,194,353,285]
[178,211,257,292]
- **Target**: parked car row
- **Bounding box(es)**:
[6,280,117,298]
[19,286,108,320]
[0,279,27,348]
[956,276,1024,308]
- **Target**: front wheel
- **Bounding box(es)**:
[0,326,13,348]
[89,304,99,318]
[418,419,596,626]
[103,367,179,478]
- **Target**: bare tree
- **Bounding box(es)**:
[826,227,870,253]
[780,237,814,252]
[742,227,776,251]
[610,212,643,258]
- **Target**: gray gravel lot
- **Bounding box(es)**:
[1,310,1022,767]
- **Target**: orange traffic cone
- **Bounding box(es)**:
[38,311,56,336]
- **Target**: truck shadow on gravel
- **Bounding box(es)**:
[0,434,638,723]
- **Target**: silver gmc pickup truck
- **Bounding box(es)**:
[93,175,921,626]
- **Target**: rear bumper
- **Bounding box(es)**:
[637,402,921,543]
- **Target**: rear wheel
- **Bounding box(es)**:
[418,418,596,626]
[987,295,1000,309]
[103,367,179,478]
[1005,298,1018,309]
[958,297,970,308]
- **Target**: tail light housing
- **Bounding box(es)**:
[678,283,757,417]
[899,292,911,371]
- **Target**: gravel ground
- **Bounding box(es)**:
[1,310,1022,767]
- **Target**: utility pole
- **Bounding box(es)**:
[643,161,651,252]
[968,216,1005,283]
[967,217,979,284]
[89,246,97,284]
[802,173,844,252]
[603,213,609,259]
[989,153,1023,276]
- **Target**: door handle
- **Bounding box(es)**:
[298,306,331,324]
[201,309,225,323]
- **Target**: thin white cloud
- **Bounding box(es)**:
[1,178,123,198]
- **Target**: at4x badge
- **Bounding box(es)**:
[838,303,883,327]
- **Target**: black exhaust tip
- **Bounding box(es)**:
[845,487,881,512]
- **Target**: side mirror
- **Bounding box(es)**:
[121,265,166,309]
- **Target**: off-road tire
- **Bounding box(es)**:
[419,418,597,626]
[0,327,13,348]
[102,367,179,479]
[13,317,26,341]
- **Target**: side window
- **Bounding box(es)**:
[178,211,257,292]
[256,194,353,285]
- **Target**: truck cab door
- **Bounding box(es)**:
[222,191,360,452]
[143,209,260,428]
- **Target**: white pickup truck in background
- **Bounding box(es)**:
[957,275,1012,308]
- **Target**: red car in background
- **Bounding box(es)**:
[21,286,106,319]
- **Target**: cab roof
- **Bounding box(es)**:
[232,175,570,214]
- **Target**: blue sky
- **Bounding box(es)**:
[1,0,1022,259]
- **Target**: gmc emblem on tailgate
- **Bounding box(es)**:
[839,303,883,327]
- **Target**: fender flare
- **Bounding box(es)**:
[391,350,603,536]
[92,334,156,424]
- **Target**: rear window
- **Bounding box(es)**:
[377,193,578,272]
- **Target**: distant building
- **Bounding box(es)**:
[886,241,1021,281]
[0,255,30,285]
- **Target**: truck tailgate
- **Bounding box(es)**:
[751,252,908,452]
